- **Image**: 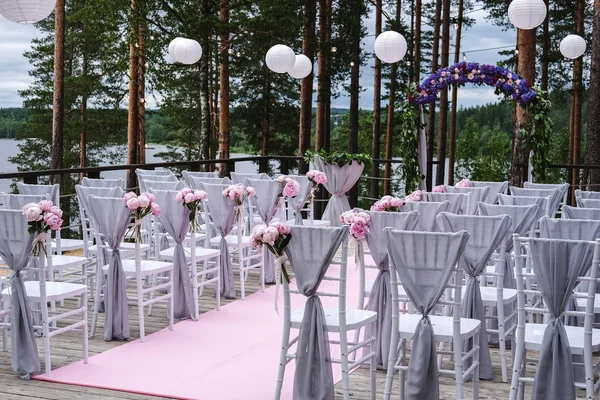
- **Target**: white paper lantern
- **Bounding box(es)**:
[560,34,586,59]
[265,44,296,73]
[173,38,202,65]
[0,0,56,24]
[508,0,547,30]
[168,37,185,61]
[288,55,312,79]
[374,31,407,63]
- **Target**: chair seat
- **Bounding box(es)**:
[463,286,518,306]
[290,306,377,333]
[89,242,151,254]
[397,314,481,341]
[2,281,86,302]
[365,280,409,300]
[159,246,220,261]
[286,218,331,227]
[51,239,88,252]
[49,255,88,270]
[576,293,600,313]
[523,323,600,355]
[102,259,173,277]
[209,235,251,247]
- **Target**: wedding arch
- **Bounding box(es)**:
[399,61,552,191]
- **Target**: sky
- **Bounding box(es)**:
[0,8,517,110]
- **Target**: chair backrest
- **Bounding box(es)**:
[574,189,600,202]
[139,179,184,193]
[471,181,509,204]
[446,186,488,215]
[16,182,59,205]
[498,193,550,219]
[577,198,600,209]
[364,210,419,269]
[188,176,232,189]
[136,173,178,183]
[477,202,539,246]
[538,216,600,241]
[81,177,125,189]
[562,205,600,221]
[524,181,569,209]
[230,172,270,185]
[181,170,217,182]
[245,178,281,225]
[425,192,465,214]
[285,174,312,221]
[400,200,450,231]
[510,186,561,215]
[0,193,46,210]
[135,168,173,176]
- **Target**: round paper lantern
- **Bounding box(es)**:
[173,38,202,65]
[560,34,586,59]
[374,31,407,63]
[508,0,547,30]
[168,37,185,61]
[288,55,312,79]
[265,45,296,73]
[0,0,56,24]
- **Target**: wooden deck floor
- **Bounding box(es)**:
[0,257,589,400]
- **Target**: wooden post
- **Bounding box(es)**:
[426,0,442,190]
[448,0,463,185]
[51,0,65,187]
[127,0,139,190]
[370,0,382,200]
[219,0,231,178]
[435,0,451,186]
[298,0,317,174]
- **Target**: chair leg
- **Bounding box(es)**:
[198,260,206,297]
[192,261,199,321]
[137,277,145,343]
[216,257,221,311]
[168,269,174,331]
[369,325,377,400]
[340,341,350,400]
[2,300,8,352]
[453,334,465,400]
[274,323,291,400]
[148,274,157,316]
[398,341,406,400]
[518,349,527,400]
[384,329,399,400]
[240,255,246,300]
[472,329,480,400]
[82,291,89,364]
[90,269,103,338]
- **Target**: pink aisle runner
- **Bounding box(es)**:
[34,256,378,400]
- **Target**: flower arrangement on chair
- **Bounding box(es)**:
[371,195,404,212]
[455,178,471,188]
[405,189,423,202]
[251,222,292,284]
[222,184,255,221]
[176,187,207,232]
[306,170,328,199]
[276,176,301,200]
[23,200,64,256]
[340,209,371,241]
[124,192,161,242]
[433,185,445,193]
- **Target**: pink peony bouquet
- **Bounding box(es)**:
[433,185,445,193]
[176,187,207,232]
[340,209,371,241]
[306,170,327,199]
[222,184,255,207]
[405,190,423,202]
[250,222,292,284]
[23,200,64,256]
[276,176,301,199]
[456,179,471,188]
[371,195,404,212]
[124,191,161,242]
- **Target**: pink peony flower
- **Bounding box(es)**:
[282,179,300,199]
[456,179,471,188]
[314,172,327,185]
[146,193,156,203]
[350,223,368,240]
[184,193,196,204]
[222,189,229,197]
[433,185,445,193]
[272,222,291,235]
[151,202,161,216]
[126,198,140,210]
[44,213,62,230]
[49,206,63,217]
[138,195,150,208]
[38,200,54,212]
[181,187,193,195]
[406,190,422,202]
[246,186,256,197]
[228,190,237,199]
[341,211,355,225]
[276,175,286,183]
[175,192,184,202]
[124,192,137,203]
[194,190,207,201]
[390,197,404,208]
[370,201,384,211]
[23,204,42,222]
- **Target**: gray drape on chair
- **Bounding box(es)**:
[201,183,238,299]
[139,179,184,193]
[81,177,125,188]
[136,173,177,183]
[365,211,419,367]
[17,183,59,205]
[136,168,173,176]
[182,171,217,184]
[528,238,594,400]
[246,178,282,284]
[188,176,232,189]
[425,192,464,215]
[87,196,131,341]
[0,194,45,210]
[286,175,312,225]
[562,205,600,220]
[446,186,489,215]
[471,181,508,204]
[384,228,470,400]
[150,189,196,320]
[498,194,549,220]
[0,210,40,379]
[574,189,600,202]
[230,172,270,185]
[437,212,511,380]
[284,225,348,400]
[313,155,364,227]
[577,198,600,209]
[524,182,569,205]
[509,186,561,215]
[400,201,450,231]
[75,186,125,215]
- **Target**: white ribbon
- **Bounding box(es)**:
[274,255,289,315]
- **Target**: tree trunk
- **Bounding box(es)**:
[299,0,317,173]
[541,0,549,95]
[426,0,442,190]
[435,0,451,186]
[511,28,536,187]
[219,0,231,177]
[51,0,65,186]
[315,0,330,151]
[323,1,332,153]
[571,0,585,194]
[199,0,211,171]
[137,25,146,165]
[80,23,87,180]
[448,0,463,185]
[585,0,600,189]
[127,0,139,189]
[260,74,270,173]
[348,1,361,208]
[414,0,421,83]
[371,0,382,200]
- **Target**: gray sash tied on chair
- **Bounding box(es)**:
[385,229,470,400]
[284,225,348,400]
[0,210,40,379]
[313,155,364,227]
[529,238,594,400]
[437,212,511,380]
[87,196,131,341]
[151,190,196,320]
[364,211,419,367]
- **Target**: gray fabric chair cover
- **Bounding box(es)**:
[136,174,177,184]
[453,186,489,215]
[539,216,600,241]
[313,155,364,227]
[230,172,270,185]
[574,189,600,202]
[245,178,282,284]
[425,192,464,215]
[87,196,131,341]
[17,183,59,205]
[498,193,550,220]
[188,176,231,189]
[510,186,561,215]
[400,201,450,232]
[528,238,594,400]
[150,189,196,320]
[201,183,238,299]
[384,228,470,400]
[0,194,45,210]
[471,181,508,204]
[364,211,419,367]
[577,198,600,209]
[0,210,40,379]
[181,170,217,184]
[139,179,184,193]
[81,177,125,188]
[436,212,511,380]
[283,225,349,400]
[286,175,312,225]
[524,182,569,204]
[136,168,173,176]
[75,185,126,220]
[562,205,600,220]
